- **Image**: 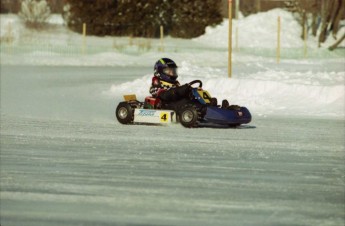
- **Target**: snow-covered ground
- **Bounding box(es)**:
[1,65,344,226]
[1,10,344,118]
[0,9,344,226]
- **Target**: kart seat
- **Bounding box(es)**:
[144,96,162,109]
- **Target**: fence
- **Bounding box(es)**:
[0,22,343,61]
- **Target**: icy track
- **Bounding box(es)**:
[0,64,344,226]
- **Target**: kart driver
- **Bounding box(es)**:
[149,58,191,102]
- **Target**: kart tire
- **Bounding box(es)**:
[116,102,134,124]
[228,105,241,110]
[179,105,198,128]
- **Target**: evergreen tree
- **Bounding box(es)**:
[112,0,171,37]
[64,0,222,38]
[64,0,117,36]
[171,0,223,38]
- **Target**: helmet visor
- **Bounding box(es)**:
[163,68,178,77]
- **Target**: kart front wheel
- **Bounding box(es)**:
[116,102,134,124]
[179,106,198,128]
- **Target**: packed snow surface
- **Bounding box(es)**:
[1,65,344,226]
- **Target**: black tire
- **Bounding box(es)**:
[116,102,134,124]
[221,99,229,108]
[228,105,241,110]
[211,98,218,106]
[179,105,198,128]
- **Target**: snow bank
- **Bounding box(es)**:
[0,14,23,43]
[46,14,64,25]
[1,11,344,118]
[194,8,345,49]
[107,63,344,118]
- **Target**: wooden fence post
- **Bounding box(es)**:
[304,24,308,58]
[277,16,281,64]
[7,21,14,54]
[160,25,164,52]
[82,23,86,54]
[257,0,261,13]
[228,0,233,78]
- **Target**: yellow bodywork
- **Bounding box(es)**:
[196,89,212,104]
[123,94,137,101]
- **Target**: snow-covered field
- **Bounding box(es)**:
[1,9,344,226]
[1,10,344,118]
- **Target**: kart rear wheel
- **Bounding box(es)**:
[116,102,134,124]
[179,106,198,128]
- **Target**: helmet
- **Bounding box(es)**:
[154,58,178,83]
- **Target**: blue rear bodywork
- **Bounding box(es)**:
[192,88,252,126]
[204,106,252,125]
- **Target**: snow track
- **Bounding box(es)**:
[1,65,344,226]
[1,114,344,226]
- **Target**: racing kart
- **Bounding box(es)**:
[115,80,252,128]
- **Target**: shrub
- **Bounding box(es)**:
[19,0,51,29]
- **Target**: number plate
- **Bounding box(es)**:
[134,109,176,124]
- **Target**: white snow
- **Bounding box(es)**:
[0,9,344,119]
[1,65,344,226]
[194,8,345,49]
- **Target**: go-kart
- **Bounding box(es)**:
[115,80,251,128]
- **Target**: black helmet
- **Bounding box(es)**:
[154,58,178,83]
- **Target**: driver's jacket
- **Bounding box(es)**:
[149,76,180,97]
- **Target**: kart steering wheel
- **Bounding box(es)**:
[188,80,202,88]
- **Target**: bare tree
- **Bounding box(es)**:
[286,0,345,50]
[285,0,318,39]
[328,33,345,50]
[318,0,345,47]
[19,0,51,29]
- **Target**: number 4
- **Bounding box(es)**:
[160,113,169,122]
[203,92,210,100]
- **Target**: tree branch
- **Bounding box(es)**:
[328,33,345,50]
